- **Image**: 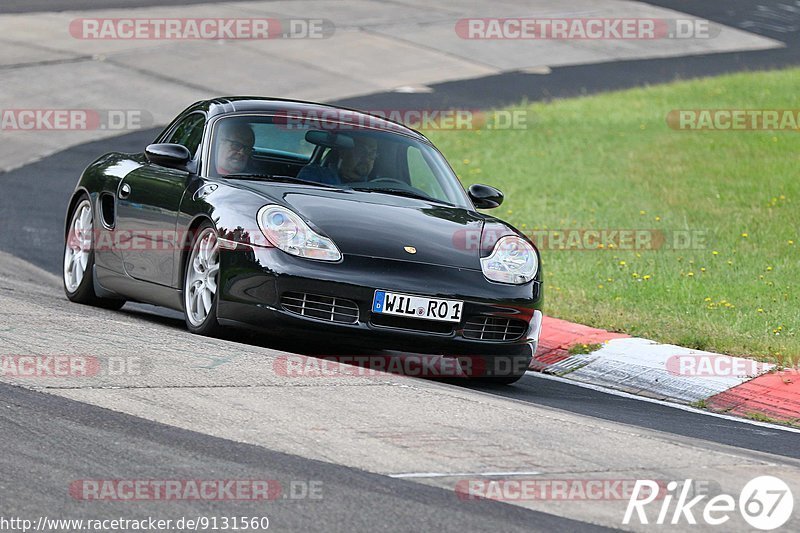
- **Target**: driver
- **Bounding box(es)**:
[215,121,255,176]
[298,136,378,185]
[338,136,378,183]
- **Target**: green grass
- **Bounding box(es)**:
[744,411,800,427]
[424,68,800,361]
[690,400,708,410]
[568,342,603,355]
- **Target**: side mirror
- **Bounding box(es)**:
[145,143,191,169]
[468,184,504,209]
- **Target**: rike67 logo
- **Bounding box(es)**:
[624,476,793,530]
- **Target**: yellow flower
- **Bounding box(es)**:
[704,297,711,302]
[700,267,706,273]
[741,233,748,238]
[687,272,694,277]
[619,260,626,266]
[654,216,661,222]
[639,210,646,215]
[632,272,639,278]
[712,250,719,256]
[727,260,733,265]
[608,243,616,249]
[757,308,764,313]
[597,284,604,289]
[766,266,773,271]
[790,240,795,245]
[643,274,651,280]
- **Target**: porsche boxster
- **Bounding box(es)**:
[63,97,543,383]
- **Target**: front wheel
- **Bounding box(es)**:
[183,222,224,336]
[63,195,125,310]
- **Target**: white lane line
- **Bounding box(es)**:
[527,371,800,434]
[389,471,542,479]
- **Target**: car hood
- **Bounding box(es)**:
[252,186,486,269]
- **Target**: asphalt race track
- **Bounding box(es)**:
[0,382,607,533]
[2,1,800,531]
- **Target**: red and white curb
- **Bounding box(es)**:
[531,317,799,424]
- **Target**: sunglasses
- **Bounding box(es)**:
[222,138,253,153]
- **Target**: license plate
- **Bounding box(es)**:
[372,290,463,323]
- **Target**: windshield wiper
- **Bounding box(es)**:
[351,187,449,205]
[222,173,336,188]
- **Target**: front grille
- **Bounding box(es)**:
[462,316,527,341]
[281,292,359,324]
[370,314,454,335]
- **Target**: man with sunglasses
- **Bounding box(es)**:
[214,121,255,176]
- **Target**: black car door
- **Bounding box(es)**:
[116,112,206,286]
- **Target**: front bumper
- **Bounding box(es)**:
[216,246,543,358]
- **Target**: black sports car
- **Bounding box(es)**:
[63,97,543,383]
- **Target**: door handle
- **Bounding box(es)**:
[119,183,131,199]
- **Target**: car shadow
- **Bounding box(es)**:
[118,302,526,387]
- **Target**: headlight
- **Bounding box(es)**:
[257,205,341,262]
[480,235,538,284]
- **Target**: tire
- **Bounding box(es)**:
[183,222,224,337]
[63,195,126,310]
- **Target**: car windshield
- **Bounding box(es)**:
[208,114,471,208]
